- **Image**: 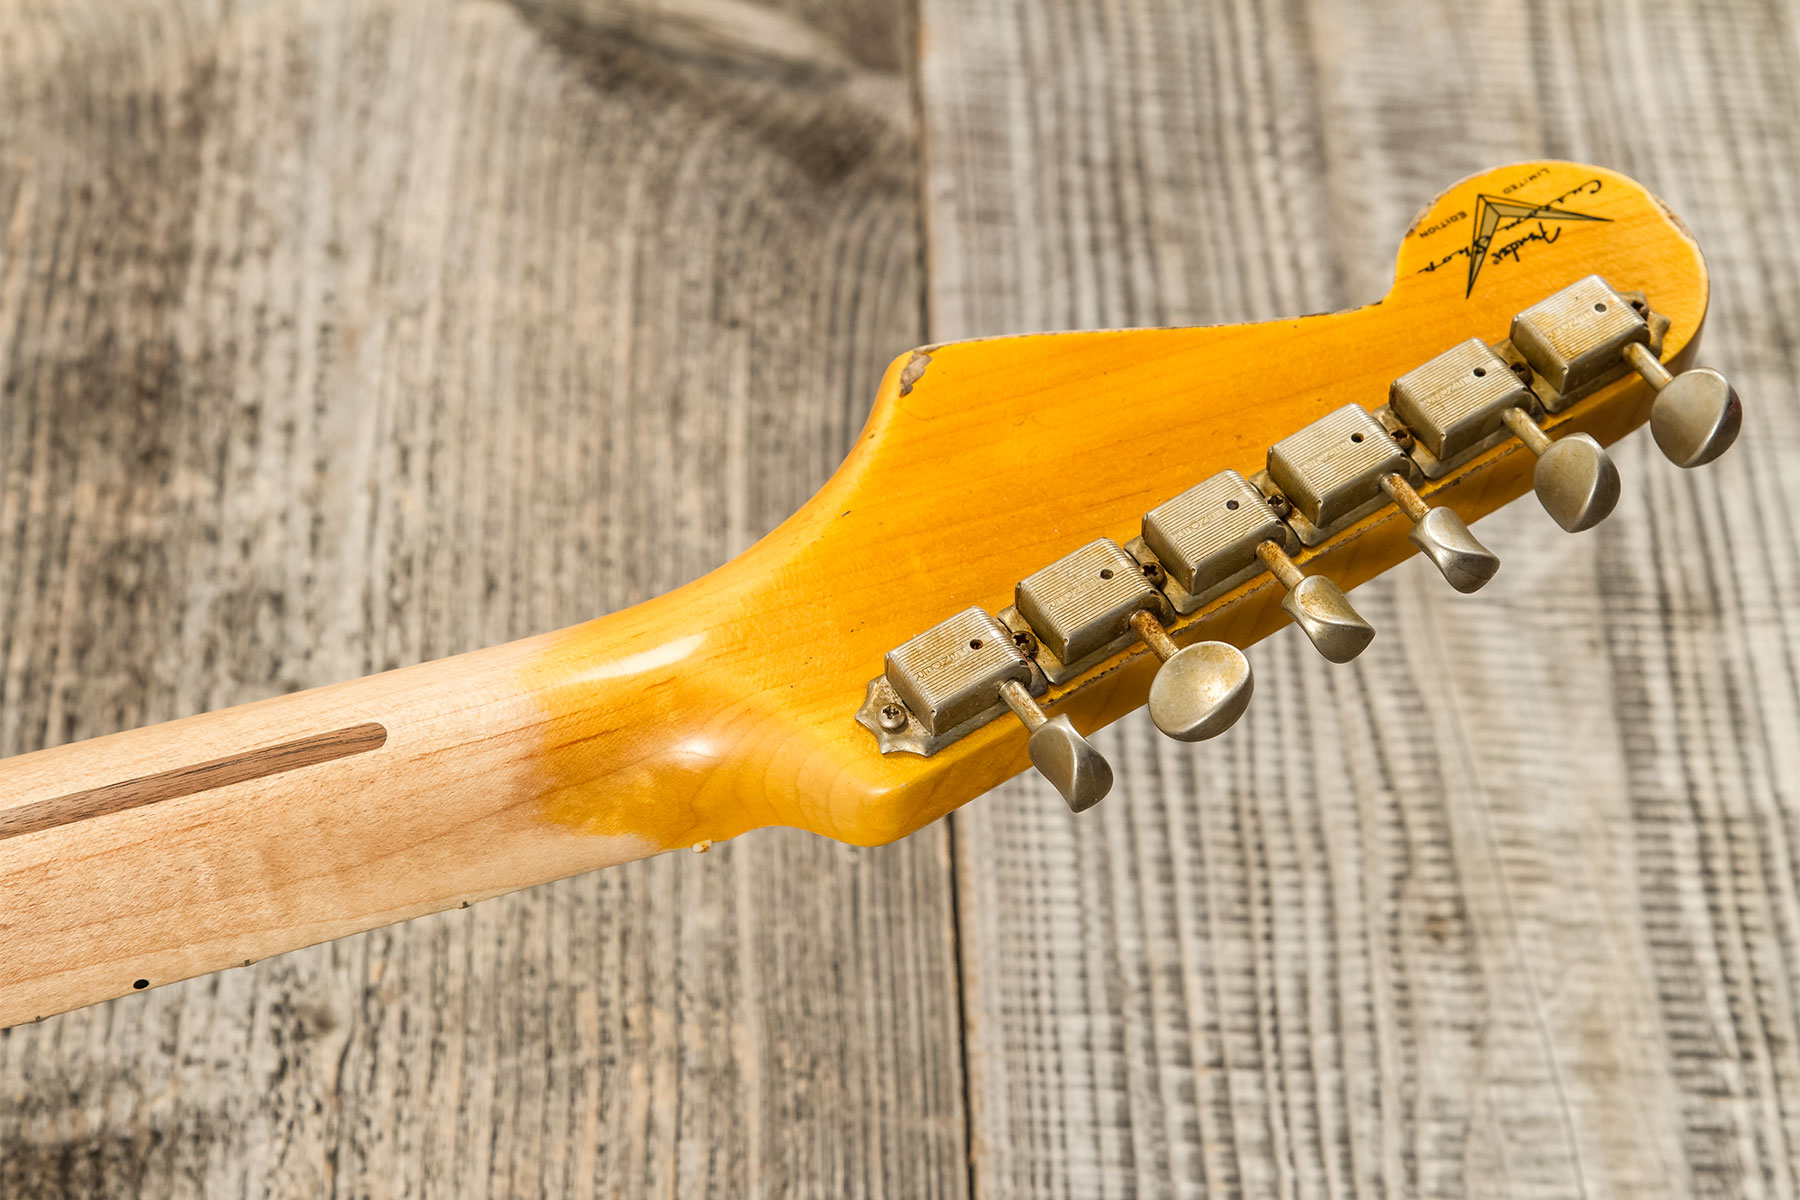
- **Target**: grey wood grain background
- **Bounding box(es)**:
[2,0,1797,1196]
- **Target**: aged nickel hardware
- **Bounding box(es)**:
[1621,342,1742,467]
[1389,337,1536,476]
[997,679,1113,813]
[1134,470,1296,613]
[1253,540,1375,663]
[1137,470,1370,664]
[1128,611,1253,743]
[1382,317,1620,532]
[1512,274,1741,467]
[873,606,1035,742]
[1511,275,1653,395]
[1010,538,1248,745]
[1264,403,1414,544]
[1498,406,1621,533]
[1376,473,1499,593]
[1007,539,1173,683]
[859,606,1112,810]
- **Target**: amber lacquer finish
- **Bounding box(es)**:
[0,162,1708,1025]
[526,160,1708,844]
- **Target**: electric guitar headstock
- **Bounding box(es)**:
[0,159,1744,1027]
[576,158,1735,844]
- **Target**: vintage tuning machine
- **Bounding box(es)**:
[1007,539,1251,746]
[861,606,1114,811]
[1510,274,1741,468]
[1260,403,1500,595]
[1391,336,1621,533]
[1133,469,1373,664]
[1626,343,1742,467]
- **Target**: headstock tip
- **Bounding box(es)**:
[1388,161,1708,339]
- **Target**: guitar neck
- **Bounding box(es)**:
[0,579,754,1027]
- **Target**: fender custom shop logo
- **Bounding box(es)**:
[1414,176,1610,297]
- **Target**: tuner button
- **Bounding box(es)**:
[1652,370,1741,467]
[999,680,1113,812]
[1283,576,1377,663]
[1411,508,1501,593]
[1128,611,1253,742]
[1500,407,1621,533]
[1534,434,1621,533]
[1255,541,1375,663]
[1377,473,1499,593]
[1622,344,1742,468]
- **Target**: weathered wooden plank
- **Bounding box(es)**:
[0,2,967,1197]
[921,0,1800,1195]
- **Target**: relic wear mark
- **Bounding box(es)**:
[898,349,931,396]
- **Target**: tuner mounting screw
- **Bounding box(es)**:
[877,703,909,732]
[1390,427,1414,449]
[1266,494,1291,517]
[1139,560,1165,586]
[1011,628,1039,657]
[1510,361,1534,385]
